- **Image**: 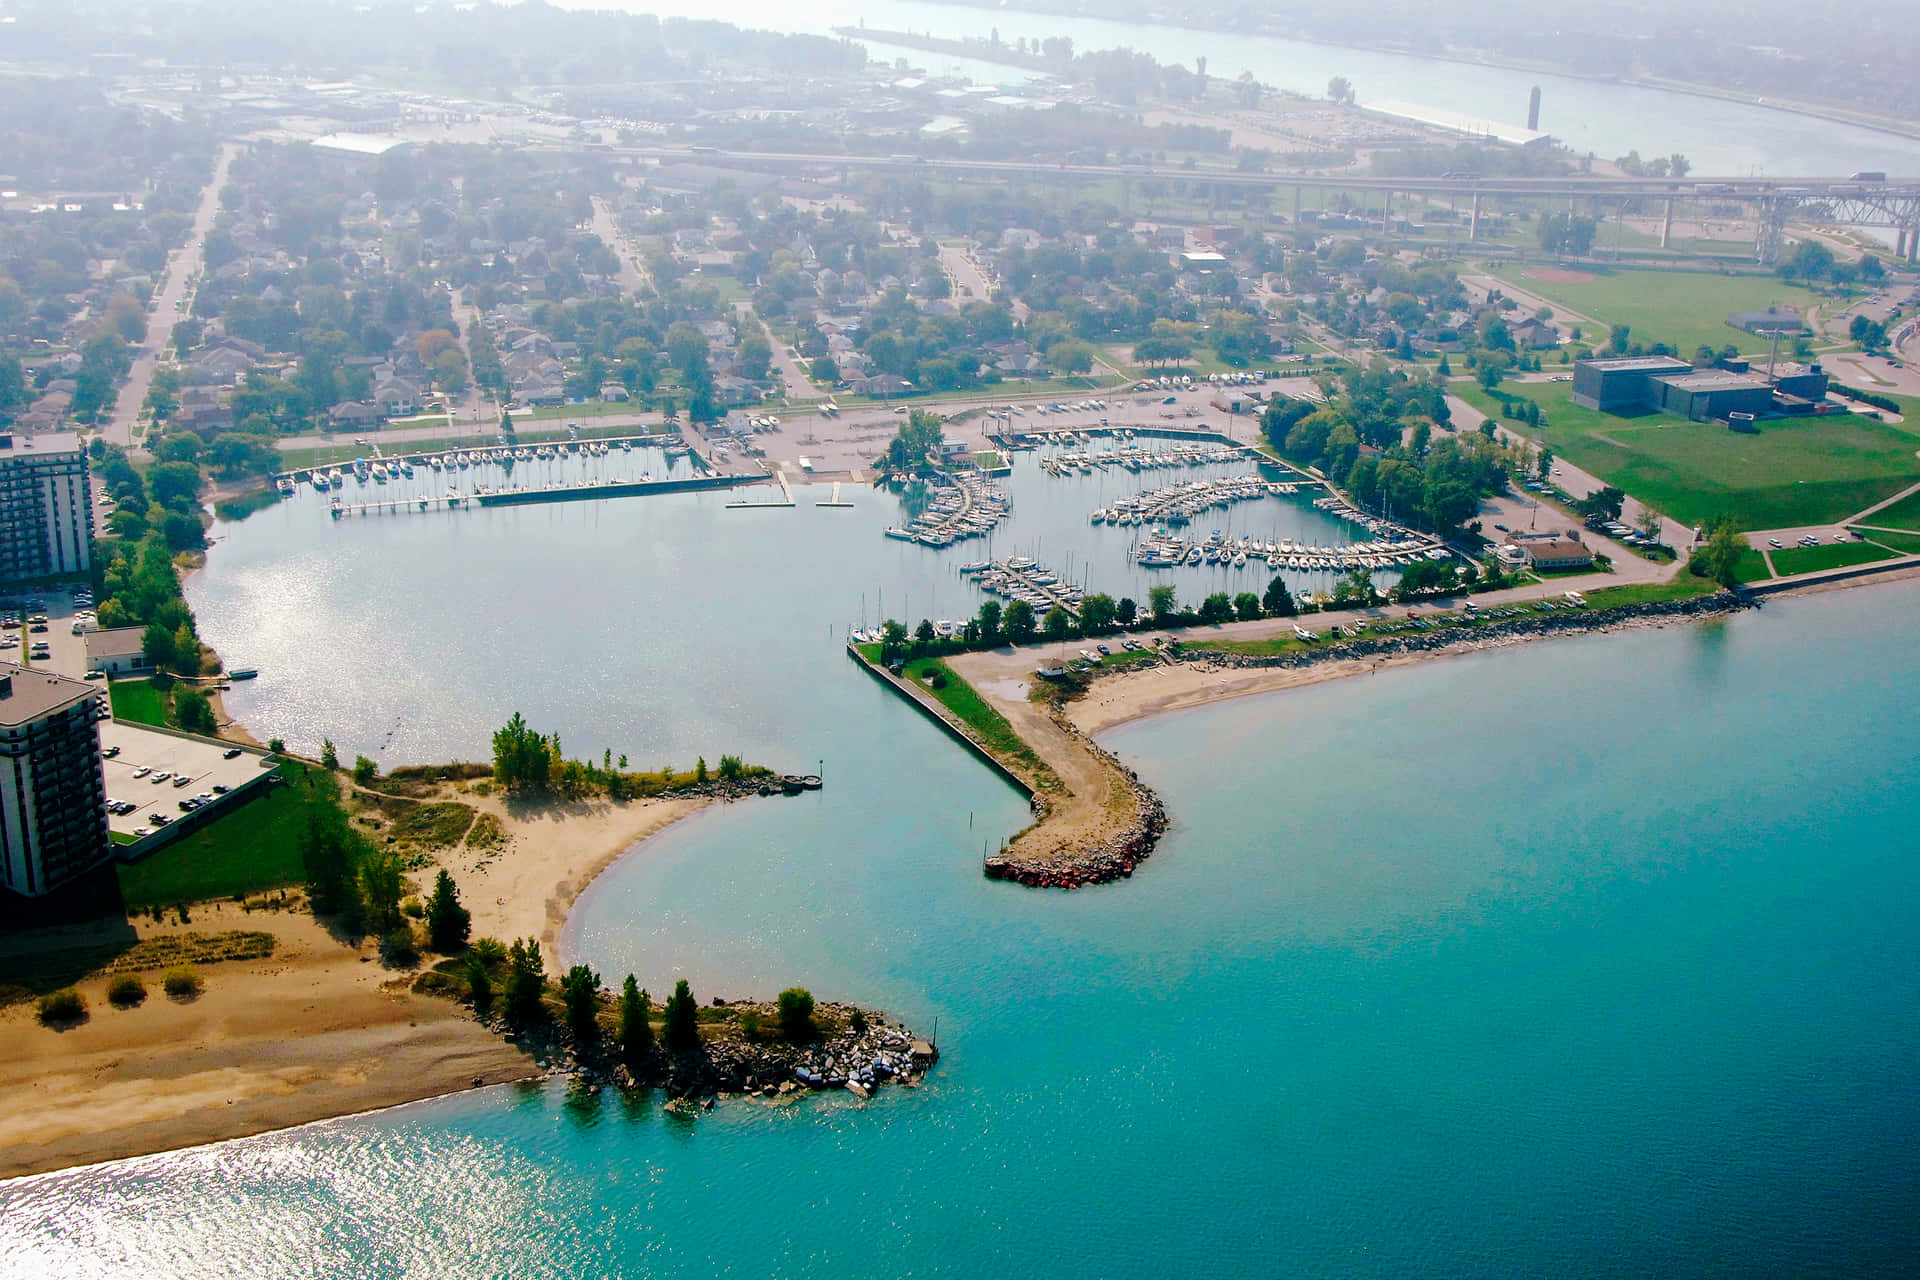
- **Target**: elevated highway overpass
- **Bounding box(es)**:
[585,144,1920,263]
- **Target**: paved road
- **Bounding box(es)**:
[589,197,651,298]
[107,142,237,451]
[1445,390,1696,556]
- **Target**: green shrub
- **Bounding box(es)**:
[107,974,147,1007]
[382,926,419,967]
[37,987,87,1024]
[162,965,203,998]
[777,986,817,1041]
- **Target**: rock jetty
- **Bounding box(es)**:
[984,716,1169,889]
[511,1001,938,1104]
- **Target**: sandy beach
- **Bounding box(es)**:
[0,782,714,1180]
[453,789,713,965]
[0,907,535,1181]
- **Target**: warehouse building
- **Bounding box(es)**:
[1570,356,1692,412]
[1569,356,1830,423]
[1648,369,1776,421]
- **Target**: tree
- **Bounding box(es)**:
[320,738,339,769]
[173,689,216,735]
[427,869,471,952]
[142,622,177,673]
[663,978,699,1051]
[357,847,405,936]
[1327,76,1354,104]
[492,712,554,792]
[975,599,1003,645]
[504,938,547,1024]
[466,953,494,1014]
[1234,591,1263,621]
[1149,584,1178,624]
[1575,486,1626,523]
[618,975,653,1062]
[1116,596,1138,626]
[1003,599,1037,645]
[560,964,602,1045]
[147,461,203,513]
[353,754,377,785]
[1690,517,1747,587]
[1262,576,1297,617]
[777,986,817,1041]
[1080,593,1117,634]
[1195,592,1232,625]
[1043,605,1074,641]
[300,804,357,917]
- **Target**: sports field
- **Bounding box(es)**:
[1459,383,1920,529]
[1490,266,1827,356]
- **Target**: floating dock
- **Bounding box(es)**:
[817,481,853,508]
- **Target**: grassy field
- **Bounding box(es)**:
[116,761,324,909]
[1576,576,1721,609]
[1854,488,1920,531]
[107,677,168,727]
[1733,548,1774,582]
[1856,526,1920,554]
[1459,383,1920,529]
[1485,265,1827,355]
[1766,540,1896,576]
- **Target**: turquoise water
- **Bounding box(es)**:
[5,570,1918,1276]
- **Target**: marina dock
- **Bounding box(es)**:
[818,482,853,508]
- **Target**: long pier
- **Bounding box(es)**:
[329,473,757,517]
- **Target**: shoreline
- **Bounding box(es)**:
[16,566,1906,1179]
[896,4,1920,144]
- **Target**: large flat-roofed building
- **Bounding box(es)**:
[0,664,110,898]
[1570,355,1826,422]
[1570,356,1692,411]
[0,432,94,587]
[1648,369,1776,421]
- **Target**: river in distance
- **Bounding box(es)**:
[1,455,1916,1275]
[567,0,1920,176]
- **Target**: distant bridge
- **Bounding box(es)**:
[580,144,1920,264]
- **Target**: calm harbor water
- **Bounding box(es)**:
[577,0,1920,175]
[4,473,1917,1275]
[197,449,1362,767]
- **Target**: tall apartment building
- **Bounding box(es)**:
[0,432,94,587]
[0,665,111,898]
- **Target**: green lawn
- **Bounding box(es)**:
[1766,540,1897,577]
[1460,383,1920,529]
[1854,488,1920,532]
[116,761,324,909]
[1733,548,1774,583]
[1574,576,1721,609]
[1856,526,1920,554]
[1485,265,1828,355]
[108,677,168,727]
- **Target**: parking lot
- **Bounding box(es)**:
[1,580,97,681]
[100,720,276,845]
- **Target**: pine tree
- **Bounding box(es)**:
[663,978,699,1051]
[560,964,601,1046]
[617,975,653,1063]
[426,869,471,952]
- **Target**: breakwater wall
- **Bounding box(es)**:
[477,474,757,507]
[845,644,1038,802]
[1181,590,1748,673]
[983,714,1168,890]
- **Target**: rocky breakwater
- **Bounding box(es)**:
[1190,591,1748,674]
[521,1000,938,1104]
[983,708,1169,890]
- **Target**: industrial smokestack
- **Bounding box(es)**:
[1527,85,1541,132]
